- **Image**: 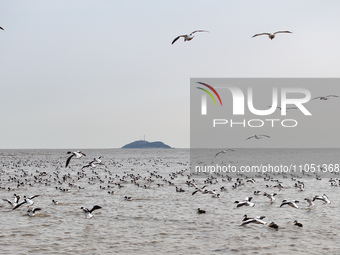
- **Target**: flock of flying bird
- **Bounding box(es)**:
[171,29,293,44]
[172,28,338,147]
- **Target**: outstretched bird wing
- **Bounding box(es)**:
[28,195,40,200]
[240,218,256,226]
[3,199,13,206]
[65,154,75,168]
[252,33,271,38]
[13,200,26,210]
[32,208,42,213]
[214,151,223,158]
[273,31,292,34]
[171,35,184,44]
[246,136,255,140]
[190,30,209,35]
[89,205,102,213]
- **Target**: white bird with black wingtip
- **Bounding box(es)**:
[65,151,86,168]
[313,194,331,204]
[3,194,20,208]
[234,197,255,207]
[80,205,102,219]
[241,216,266,226]
[27,208,42,217]
[13,195,40,210]
[280,199,299,209]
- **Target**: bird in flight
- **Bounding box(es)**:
[252,31,292,40]
[246,135,270,141]
[214,149,235,158]
[263,192,277,203]
[13,195,40,210]
[0,27,4,31]
[234,197,255,207]
[172,30,209,44]
[82,161,96,170]
[80,205,102,219]
[192,185,207,195]
[240,216,266,226]
[312,95,338,100]
[3,194,20,208]
[82,156,103,169]
[27,208,41,217]
[65,151,86,168]
[280,199,299,209]
[313,194,331,204]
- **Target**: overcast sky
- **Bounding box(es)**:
[1,0,340,149]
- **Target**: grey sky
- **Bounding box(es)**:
[1,1,340,149]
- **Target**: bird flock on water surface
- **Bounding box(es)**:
[0,150,336,233]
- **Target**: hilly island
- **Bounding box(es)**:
[121,140,172,149]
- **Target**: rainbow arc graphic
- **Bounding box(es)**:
[196,82,223,106]
[196,82,222,115]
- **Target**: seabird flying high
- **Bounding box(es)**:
[252,31,292,40]
[172,30,209,44]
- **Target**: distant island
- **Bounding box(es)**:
[121,140,172,149]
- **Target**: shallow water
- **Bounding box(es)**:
[0,149,339,254]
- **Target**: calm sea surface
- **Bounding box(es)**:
[0,149,339,255]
